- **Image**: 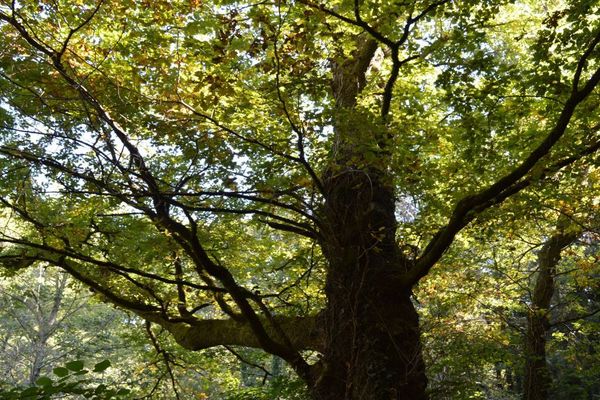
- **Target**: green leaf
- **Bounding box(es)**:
[35,376,53,387]
[20,387,39,396]
[65,360,84,372]
[94,384,107,394]
[53,367,69,378]
[93,359,111,373]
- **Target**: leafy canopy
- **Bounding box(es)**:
[0,0,598,390]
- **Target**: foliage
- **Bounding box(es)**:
[225,377,310,400]
[0,0,599,398]
[0,359,130,400]
[0,266,132,385]
[0,266,251,398]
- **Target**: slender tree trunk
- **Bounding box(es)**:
[27,269,67,385]
[28,341,47,385]
[523,226,578,400]
[524,312,550,400]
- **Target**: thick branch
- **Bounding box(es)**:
[0,243,324,355]
[405,138,600,287]
[407,62,600,285]
[301,0,449,120]
[143,314,324,353]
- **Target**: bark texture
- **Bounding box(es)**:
[523,227,578,400]
[307,36,428,400]
[311,164,427,400]
[145,314,324,352]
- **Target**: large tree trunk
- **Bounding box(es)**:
[523,226,578,400]
[311,166,428,400]
[306,34,429,400]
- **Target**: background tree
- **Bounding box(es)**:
[0,0,599,399]
[418,211,599,400]
[0,265,145,387]
[0,265,282,398]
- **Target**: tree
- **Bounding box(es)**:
[523,214,600,400]
[0,266,73,386]
[523,219,580,400]
[0,265,255,398]
[0,265,150,394]
[0,0,599,398]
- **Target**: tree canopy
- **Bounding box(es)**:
[0,0,599,399]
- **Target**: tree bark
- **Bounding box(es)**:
[523,226,579,400]
[303,34,429,400]
[311,165,428,400]
[142,313,323,352]
[27,269,67,385]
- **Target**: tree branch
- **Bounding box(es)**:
[406,41,600,282]
[144,313,324,353]
[407,130,600,286]
[550,307,600,328]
